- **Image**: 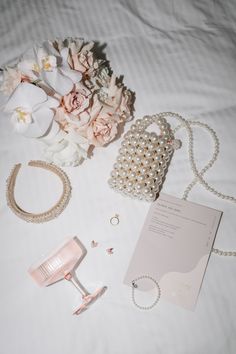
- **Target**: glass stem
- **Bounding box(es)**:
[64,272,89,297]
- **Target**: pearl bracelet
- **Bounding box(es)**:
[131,275,161,310]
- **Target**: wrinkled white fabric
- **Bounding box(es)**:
[0,1,236,354]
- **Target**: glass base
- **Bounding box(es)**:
[73,287,107,315]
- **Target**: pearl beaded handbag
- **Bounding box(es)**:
[108,114,181,201]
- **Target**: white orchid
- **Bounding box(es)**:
[4,82,59,137]
[17,41,82,96]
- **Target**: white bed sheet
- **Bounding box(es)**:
[0,1,236,353]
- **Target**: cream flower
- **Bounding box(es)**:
[4,82,59,137]
[0,67,22,95]
[97,74,133,121]
[42,124,89,167]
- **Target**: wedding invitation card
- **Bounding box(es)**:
[124,193,222,310]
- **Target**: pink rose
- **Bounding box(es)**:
[62,83,91,115]
[69,42,99,78]
[86,113,118,147]
[77,96,118,146]
[54,83,92,132]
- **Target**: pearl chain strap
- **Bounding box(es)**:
[156,112,236,257]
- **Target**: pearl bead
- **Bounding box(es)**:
[119,147,126,155]
[143,159,151,166]
[157,147,164,154]
[143,132,149,140]
[143,187,151,195]
[138,175,145,182]
[127,155,133,162]
[151,162,159,170]
[118,178,125,184]
[148,143,155,150]
[159,161,167,169]
[131,138,138,146]
[121,170,127,177]
[143,116,152,124]
[123,162,130,169]
[149,183,157,191]
[145,150,153,158]
[148,192,155,199]
[140,167,148,174]
[112,170,120,178]
[124,132,131,139]
[137,147,145,155]
[145,178,153,186]
[148,170,156,178]
[117,156,123,163]
[127,180,133,187]
[157,168,164,176]
[135,183,143,191]
[140,140,147,147]
[162,130,170,137]
[155,175,162,183]
[135,156,142,164]
[159,139,165,146]
[153,155,162,162]
[131,164,139,172]
[156,117,164,124]
[129,146,136,154]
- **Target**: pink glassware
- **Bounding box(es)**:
[28,237,107,315]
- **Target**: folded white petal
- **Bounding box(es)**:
[60,47,69,64]
[23,107,54,138]
[34,95,60,110]
[43,69,73,95]
[66,128,89,146]
[17,60,39,80]
[60,67,82,83]
[4,82,47,112]
[39,121,65,144]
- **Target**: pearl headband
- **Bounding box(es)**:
[6,160,72,223]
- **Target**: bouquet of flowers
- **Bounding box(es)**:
[1,38,133,166]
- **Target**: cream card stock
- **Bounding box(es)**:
[124,193,222,310]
